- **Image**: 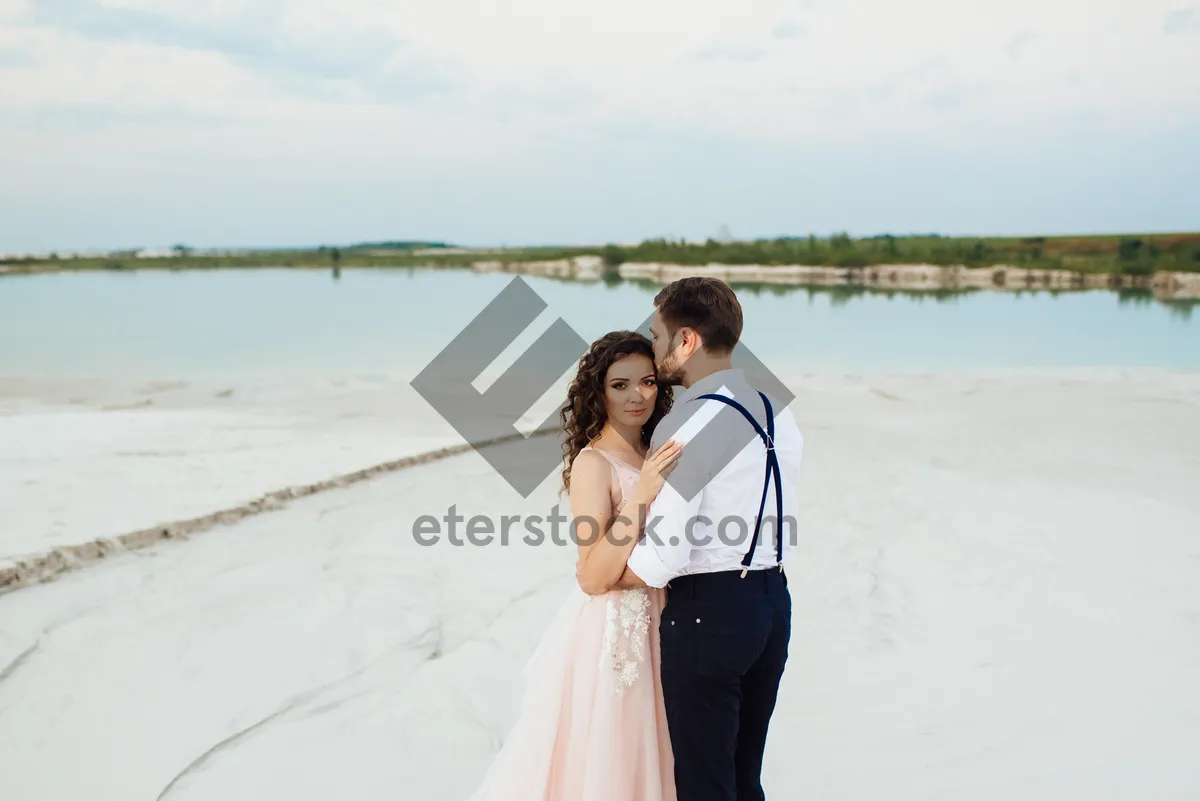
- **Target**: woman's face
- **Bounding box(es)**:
[603,353,658,429]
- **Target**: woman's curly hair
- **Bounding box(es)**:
[560,331,673,492]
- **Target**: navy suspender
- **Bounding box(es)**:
[691,391,784,577]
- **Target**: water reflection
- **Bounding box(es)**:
[590,272,1198,316]
[1117,288,1194,320]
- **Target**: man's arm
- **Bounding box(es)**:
[624,443,707,588]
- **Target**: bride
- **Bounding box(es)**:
[467,330,682,801]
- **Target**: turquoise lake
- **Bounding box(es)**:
[1,268,1197,378]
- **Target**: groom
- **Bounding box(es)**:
[613,277,803,801]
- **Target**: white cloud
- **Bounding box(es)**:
[4,0,1199,135]
[0,0,1198,249]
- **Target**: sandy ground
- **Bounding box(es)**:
[2,370,1199,800]
[0,374,550,567]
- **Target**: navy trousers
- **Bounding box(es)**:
[660,567,792,801]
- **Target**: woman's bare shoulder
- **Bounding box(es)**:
[570,447,611,479]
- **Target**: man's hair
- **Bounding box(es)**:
[653,276,743,354]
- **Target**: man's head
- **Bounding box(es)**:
[649,277,743,386]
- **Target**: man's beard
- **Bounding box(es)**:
[657,351,687,387]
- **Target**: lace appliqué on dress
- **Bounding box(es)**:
[600,589,652,694]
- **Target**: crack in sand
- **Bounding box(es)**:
[154,695,311,800]
[0,426,559,597]
[154,636,426,801]
[0,640,39,685]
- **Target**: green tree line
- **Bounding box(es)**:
[5,233,1199,276]
[597,233,1200,275]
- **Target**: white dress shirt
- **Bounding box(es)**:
[625,368,804,589]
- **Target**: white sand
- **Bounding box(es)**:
[2,370,1199,800]
[0,374,543,566]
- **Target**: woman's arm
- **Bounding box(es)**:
[568,451,619,596]
[572,441,681,595]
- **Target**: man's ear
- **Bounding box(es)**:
[679,326,703,359]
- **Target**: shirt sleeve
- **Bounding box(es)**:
[625,468,704,588]
[625,394,727,588]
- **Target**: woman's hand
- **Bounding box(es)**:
[632,440,682,504]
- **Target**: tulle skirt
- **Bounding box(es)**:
[468,585,676,801]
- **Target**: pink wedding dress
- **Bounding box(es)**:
[468,446,676,801]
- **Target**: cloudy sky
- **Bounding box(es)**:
[1,0,1197,251]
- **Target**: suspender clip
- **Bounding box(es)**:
[740,567,748,579]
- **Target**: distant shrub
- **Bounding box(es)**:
[1118,238,1143,261]
[829,232,853,250]
[831,250,868,267]
[1120,260,1155,277]
[601,244,626,268]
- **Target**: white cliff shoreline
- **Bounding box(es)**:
[470,255,1200,300]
